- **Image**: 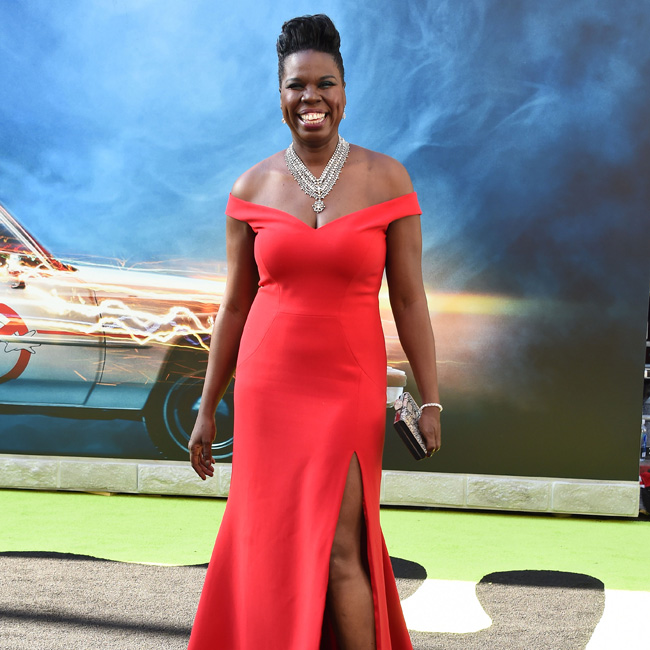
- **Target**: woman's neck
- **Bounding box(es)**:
[291,133,340,173]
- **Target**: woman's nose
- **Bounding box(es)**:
[302,84,320,102]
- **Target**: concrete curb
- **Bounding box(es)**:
[0,454,639,517]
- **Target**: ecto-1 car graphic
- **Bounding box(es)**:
[0,203,233,459]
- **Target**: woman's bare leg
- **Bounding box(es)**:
[326,454,376,650]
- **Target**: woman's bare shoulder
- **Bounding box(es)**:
[231,151,286,202]
[351,145,414,199]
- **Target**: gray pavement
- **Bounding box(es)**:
[0,553,604,649]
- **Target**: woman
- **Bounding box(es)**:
[187,14,440,650]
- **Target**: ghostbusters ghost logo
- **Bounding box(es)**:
[0,303,40,384]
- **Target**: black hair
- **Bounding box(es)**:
[277,14,345,85]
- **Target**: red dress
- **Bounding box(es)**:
[188,192,421,650]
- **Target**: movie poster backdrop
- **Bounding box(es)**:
[1,1,649,482]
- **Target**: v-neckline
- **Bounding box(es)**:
[228,192,415,231]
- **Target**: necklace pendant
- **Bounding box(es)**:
[313,198,325,213]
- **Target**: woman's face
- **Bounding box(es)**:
[280,49,346,147]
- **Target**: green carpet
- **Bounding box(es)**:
[380,508,650,592]
[2,489,648,592]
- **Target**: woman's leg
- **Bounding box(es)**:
[326,454,376,650]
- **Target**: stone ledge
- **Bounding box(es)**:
[0,455,640,517]
[552,480,640,517]
[219,464,232,495]
[138,461,227,497]
[59,459,138,493]
[466,475,550,512]
[382,471,465,507]
[0,456,59,489]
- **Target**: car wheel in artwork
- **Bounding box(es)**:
[144,351,234,461]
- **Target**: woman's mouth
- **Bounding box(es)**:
[298,112,327,125]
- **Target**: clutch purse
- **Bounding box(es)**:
[393,392,428,460]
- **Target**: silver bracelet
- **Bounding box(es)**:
[421,402,443,413]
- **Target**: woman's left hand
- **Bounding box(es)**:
[419,408,441,458]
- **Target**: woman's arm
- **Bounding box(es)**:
[386,213,441,455]
[188,215,259,479]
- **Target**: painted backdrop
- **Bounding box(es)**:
[1,0,649,481]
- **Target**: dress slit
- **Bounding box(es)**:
[320,452,378,649]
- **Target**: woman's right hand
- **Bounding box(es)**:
[189,414,216,480]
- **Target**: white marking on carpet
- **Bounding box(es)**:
[586,589,650,648]
[402,579,650,641]
[401,579,492,633]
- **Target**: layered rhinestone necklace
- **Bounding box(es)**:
[284,135,350,215]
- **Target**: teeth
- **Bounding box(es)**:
[300,113,326,123]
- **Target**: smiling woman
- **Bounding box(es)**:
[186,14,441,650]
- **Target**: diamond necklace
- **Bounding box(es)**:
[284,135,350,215]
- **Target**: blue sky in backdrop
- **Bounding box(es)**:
[1,0,648,301]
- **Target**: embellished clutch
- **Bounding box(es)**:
[393,392,428,460]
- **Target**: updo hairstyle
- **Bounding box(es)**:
[277,14,345,85]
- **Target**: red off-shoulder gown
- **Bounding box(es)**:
[188,192,421,650]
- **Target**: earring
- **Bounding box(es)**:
[342,110,346,120]
[282,117,286,124]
